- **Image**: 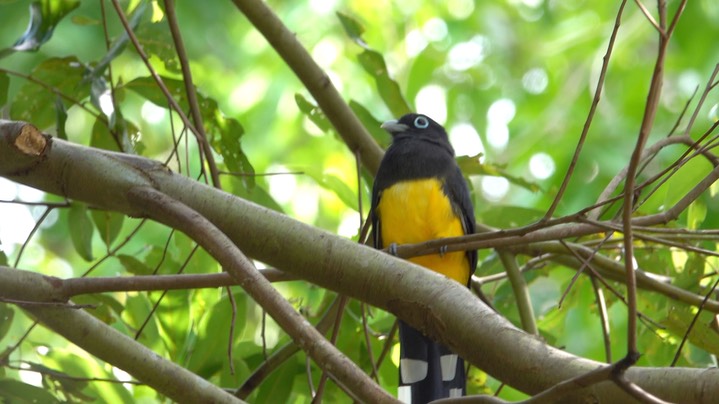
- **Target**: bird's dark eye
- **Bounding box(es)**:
[413,116,429,129]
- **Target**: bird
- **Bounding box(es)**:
[371,113,477,403]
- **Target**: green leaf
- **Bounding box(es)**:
[91,209,124,248]
[231,178,284,213]
[674,253,704,290]
[295,93,332,132]
[70,15,99,26]
[0,379,61,404]
[305,168,359,211]
[687,200,706,230]
[357,49,411,117]
[209,112,254,188]
[10,56,91,130]
[123,75,182,108]
[336,12,366,45]
[122,294,161,347]
[457,154,542,193]
[0,303,14,340]
[118,254,153,275]
[336,12,412,117]
[349,100,388,146]
[254,358,298,404]
[54,95,67,140]
[70,294,122,324]
[0,71,8,106]
[90,116,121,152]
[136,22,181,73]
[663,306,719,358]
[0,0,80,58]
[187,292,248,376]
[85,2,146,80]
[68,202,94,261]
[477,205,545,228]
[125,76,252,180]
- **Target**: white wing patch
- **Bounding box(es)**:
[400,358,429,383]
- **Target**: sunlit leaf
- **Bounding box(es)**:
[687,200,706,230]
[477,205,545,228]
[305,168,358,211]
[70,15,99,26]
[295,93,331,132]
[357,48,411,117]
[337,12,411,117]
[457,155,541,193]
[663,306,719,357]
[68,202,94,261]
[122,294,161,347]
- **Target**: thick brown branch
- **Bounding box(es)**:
[125,187,394,403]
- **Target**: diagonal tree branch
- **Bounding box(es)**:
[0,268,241,403]
[124,186,394,403]
[1,121,717,402]
[229,0,384,174]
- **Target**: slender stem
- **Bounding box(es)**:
[544,0,627,220]
[163,0,221,188]
[109,0,222,188]
[126,187,393,402]
[229,0,384,174]
[498,251,537,335]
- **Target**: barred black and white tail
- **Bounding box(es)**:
[398,321,465,403]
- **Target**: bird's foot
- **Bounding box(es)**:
[388,243,399,256]
[439,245,448,257]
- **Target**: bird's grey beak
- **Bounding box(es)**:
[380,120,409,134]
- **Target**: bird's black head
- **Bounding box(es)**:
[381,113,453,152]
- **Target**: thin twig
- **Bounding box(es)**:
[633,0,662,34]
[13,207,53,268]
[670,278,719,366]
[591,277,612,363]
[109,0,221,188]
[229,0,384,174]
[126,187,392,402]
[544,0,627,220]
[162,0,221,188]
[235,296,344,399]
[498,251,537,334]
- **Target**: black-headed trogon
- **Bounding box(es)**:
[371,113,477,403]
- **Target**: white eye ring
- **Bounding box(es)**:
[413,116,429,129]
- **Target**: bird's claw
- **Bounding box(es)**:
[388,243,399,256]
[439,245,448,258]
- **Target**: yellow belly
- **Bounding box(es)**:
[377,179,469,284]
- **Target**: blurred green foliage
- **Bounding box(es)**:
[1,0,718,402]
